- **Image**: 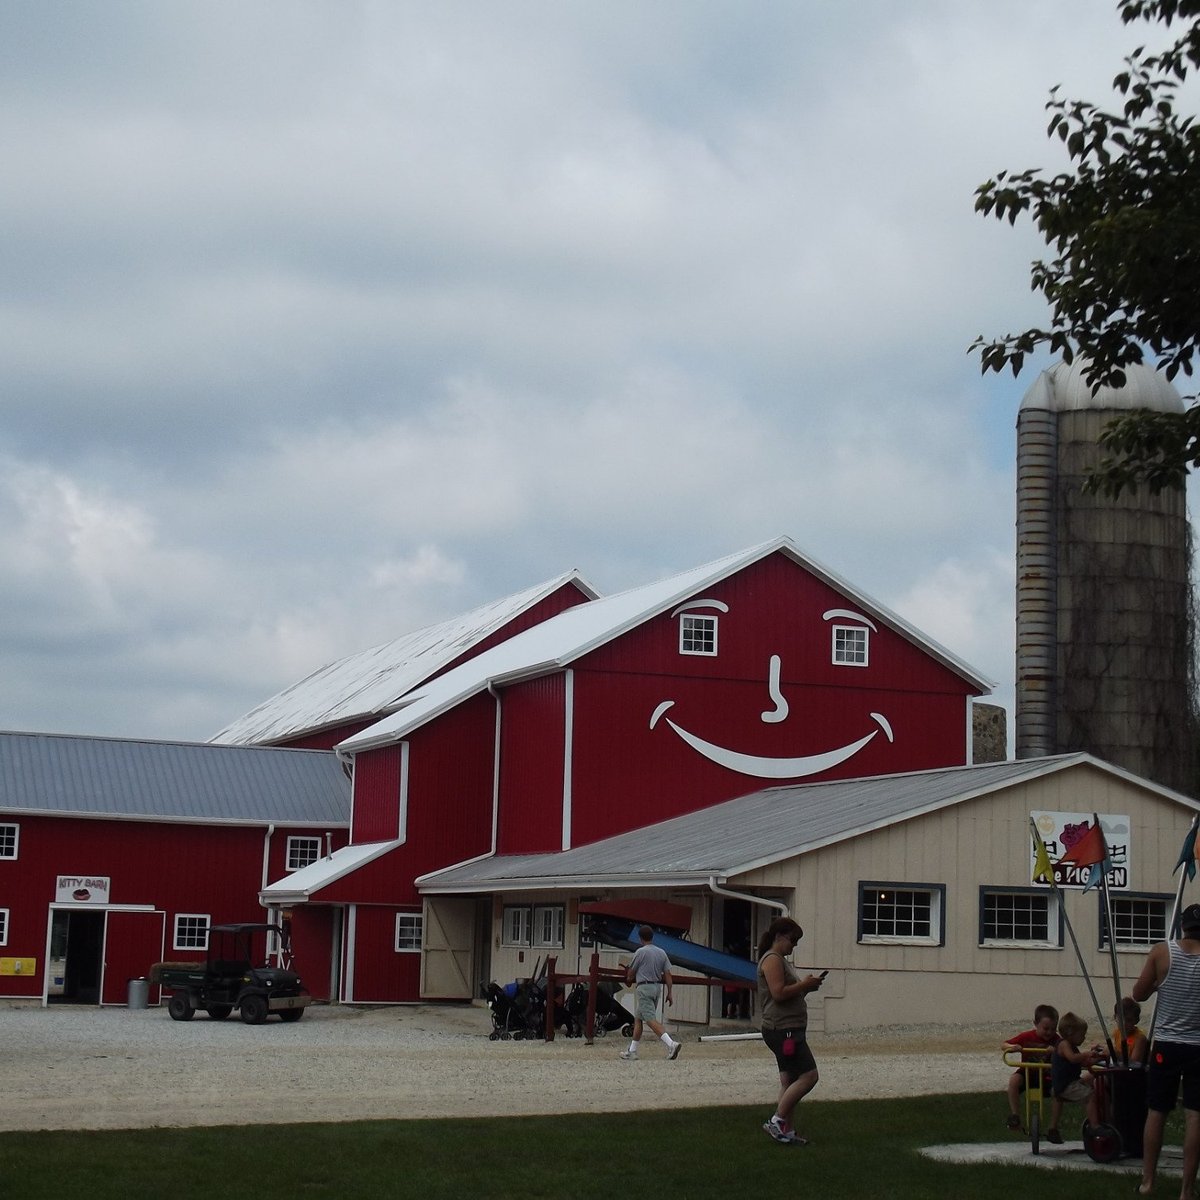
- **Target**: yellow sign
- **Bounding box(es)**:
[0,958,36,976]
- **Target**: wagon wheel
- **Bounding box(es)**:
[1084,1122,1123,1163]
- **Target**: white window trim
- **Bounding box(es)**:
[0,908,8,946]
[531,904,565,949]
[858,882,944,947]
[980,886,1061,949]
[831,624,869,668]
[286,835,322,872]
[0,822,18,860]
[502,905,532,948]
[678,613,718,657]
[394,913,422,953]
[173,913,211,951]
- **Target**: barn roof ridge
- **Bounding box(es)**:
[339,536,994,755]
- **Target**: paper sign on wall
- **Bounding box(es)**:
[55,875,111,904]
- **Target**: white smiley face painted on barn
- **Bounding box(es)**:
[650,604,894,780]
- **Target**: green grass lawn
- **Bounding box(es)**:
[0,1092,1184,1200]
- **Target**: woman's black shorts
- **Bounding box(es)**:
[762,1027,817,1077]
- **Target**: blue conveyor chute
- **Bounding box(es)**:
[587,915,756,984]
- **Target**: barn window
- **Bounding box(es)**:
[286,836,322,872]
[0,823,17,859]
[980,887,1060,947]
[395,913,422,953]
[502,906,532,947]
[858,882,944,946]
[832,625,868,666]
[531,905,565,949]
[0,909,7,946]
[679,614,718,656]
[1100,893,1170,952]
[173,914,210,951]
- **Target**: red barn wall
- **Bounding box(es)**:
[346,904,421,1002]
[496,674,567,854]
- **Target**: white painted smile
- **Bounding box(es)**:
[649,701,894,780]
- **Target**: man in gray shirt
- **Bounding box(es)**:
[620,924,681,1061]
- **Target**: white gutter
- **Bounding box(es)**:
[707,876,789,918]
[487,681,502,855]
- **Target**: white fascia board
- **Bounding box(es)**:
[418,872,718,895]
[0,808,349,829]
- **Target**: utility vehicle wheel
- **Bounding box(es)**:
[1084,1123,1123,1163]
[168,993,194,1021]
[240,994,268,1025]
[206,1005,232,1020]
[279,1007,303,1022]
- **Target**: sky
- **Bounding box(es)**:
[1,0,1190,743]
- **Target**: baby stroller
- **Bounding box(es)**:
[564,980,634,1038]
[482,981,528,1040]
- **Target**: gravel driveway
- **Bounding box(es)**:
[0,1001,1010,1132]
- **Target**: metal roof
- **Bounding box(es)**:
[0,730,351,826]
[341,536,994,754]
[1021,358,1183,414]
[417,754,1199,892]
[212,571,598,746]
[259,839,401,903]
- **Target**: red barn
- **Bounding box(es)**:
[0,734,349,1005]
[258,537,991,1003]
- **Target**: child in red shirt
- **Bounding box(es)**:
[1003,1003,1060,1130]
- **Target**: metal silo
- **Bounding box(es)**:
[1015,359,1196,793]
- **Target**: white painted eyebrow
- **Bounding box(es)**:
[822,608,877,631]
[670,598,730,617]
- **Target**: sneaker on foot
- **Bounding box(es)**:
[763,1116,793,1144]
[1006,1114,1022,1131]
[667,1041,681,1060]
[1047,1127,1063,1144]
[619,1049,638,1060]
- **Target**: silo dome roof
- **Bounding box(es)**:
[1020,357,1183,413]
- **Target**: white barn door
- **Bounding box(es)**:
[420,898,476,999]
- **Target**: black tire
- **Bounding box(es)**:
[167,993,194,1021]
[1084,1122,1123,1163]
[489,1030,500,1041]
[621,1023,634,1038]
[1030,1110,1040,1156]
[279,1007,303,1022]
[206,1005,232,1021]
[240,994,269,1025]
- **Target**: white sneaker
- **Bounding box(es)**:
[619,1049,638,1060]
[667,1041,681,1060]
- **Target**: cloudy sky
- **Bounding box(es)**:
[1,1,1187,743]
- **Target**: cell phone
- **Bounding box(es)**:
[818,970,829,980]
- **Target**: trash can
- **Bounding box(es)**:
[127,977,150,1009]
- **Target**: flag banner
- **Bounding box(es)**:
[1174,822,1198,882]
[1030,812,1129,890]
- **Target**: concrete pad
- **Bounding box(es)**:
[921,1140,1182,1179]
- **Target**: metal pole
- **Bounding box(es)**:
[1095,814,1128,1064]
[1145,813,1199,1047]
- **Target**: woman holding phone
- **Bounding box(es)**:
[757,916,824,1145]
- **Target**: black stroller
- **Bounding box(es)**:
[564,980,634,1038]
[483,972,571,1040]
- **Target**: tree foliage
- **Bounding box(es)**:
[973,0,1200,493]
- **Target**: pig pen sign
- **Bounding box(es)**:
[1031,811,1130,890]
[55,875,111,904]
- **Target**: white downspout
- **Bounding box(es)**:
[707,876,789,918]
[487,682,502,855]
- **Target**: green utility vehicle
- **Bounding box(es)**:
[152,923,310,1025]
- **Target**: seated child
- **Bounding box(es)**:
[1003,1003,1060,1130]
[1109,996,1149,1066]
[1048,1011,1105,1143]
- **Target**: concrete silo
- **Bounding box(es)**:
[1016,359,1196,793]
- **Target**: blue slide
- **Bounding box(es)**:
[587,915,757,984]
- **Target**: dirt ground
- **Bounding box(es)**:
[0,1001,1012,1133]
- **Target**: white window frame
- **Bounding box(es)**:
[679,613,718,656]
[980,886,1061,948]
[858,882,944,947]
[0,908,8,946]
[1101,892,1171,952]
[531,904,565,949]
[502,905,532,947]
[0,823,18,860]
[286,835,322,872]
[395,912,423,953]
[173,913,211,951]
[832,624,869,667]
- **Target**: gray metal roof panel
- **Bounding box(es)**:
[0,731,351,825]
[418,755,1186,890]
